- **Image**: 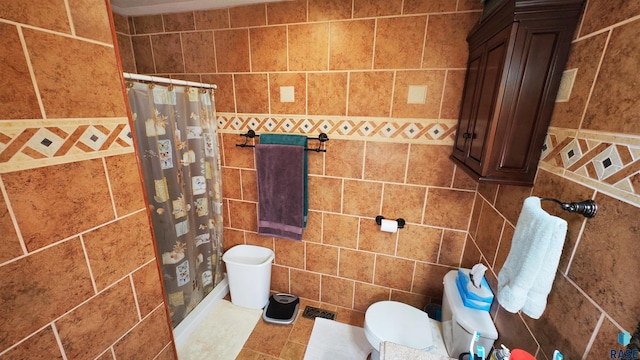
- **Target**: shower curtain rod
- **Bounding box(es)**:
[123,72,217,90]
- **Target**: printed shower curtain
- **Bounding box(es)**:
[127,81,224,327]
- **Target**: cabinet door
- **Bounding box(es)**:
[465,26,511,174]
[452,46,483,163]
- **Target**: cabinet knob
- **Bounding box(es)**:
[462,132,472,139]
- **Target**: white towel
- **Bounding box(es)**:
[497,196,568,319]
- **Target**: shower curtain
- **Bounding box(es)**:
[127,81,224,327]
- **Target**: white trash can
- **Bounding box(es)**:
[222,244,274,309]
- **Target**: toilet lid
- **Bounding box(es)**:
[365,301,432,350]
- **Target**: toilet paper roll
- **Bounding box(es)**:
[380,219,398,233]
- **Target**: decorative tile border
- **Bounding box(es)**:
[216,113,458,144]
[541,127,640,206]
[0,118,134,173]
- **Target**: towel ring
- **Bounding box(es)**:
[540,198,597,218]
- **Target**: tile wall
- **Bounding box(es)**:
[114,0,640,359]
[0,0,174,359]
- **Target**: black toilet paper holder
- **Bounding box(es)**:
[375,215,405,229]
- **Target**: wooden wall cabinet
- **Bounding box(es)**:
[451,0,584,186]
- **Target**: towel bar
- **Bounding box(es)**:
[235,130,329,152]
[540,198,597,218]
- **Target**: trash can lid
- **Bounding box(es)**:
[222,244,274,265]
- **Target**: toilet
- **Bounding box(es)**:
[364,270,498,360]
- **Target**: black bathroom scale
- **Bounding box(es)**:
[263,293,300,325]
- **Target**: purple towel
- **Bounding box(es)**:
[255,144,304,241]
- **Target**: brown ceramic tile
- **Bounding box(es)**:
[1,326,63,359]
[151,33,185,73]
[477,181,498,204]
[308,152,324,175]
[585,317,622,360]
[223,200,230,228]
[234,73,269,113]
[382,184,426,224]
[390,290,428,310]
[308,176,342,213]
[195,9,229,30]
[289,308,315,344]
[132,35,155,73]
[423,188,475,230]
[329,20,375,70]
[457,0,483,11]
[0,23,40,120]
[172,73,202,83]
[354,282,390,311]
[201,74,235,112]
[228,200,258,231]
[308,72,348,115]
[155,346,177,360]
[163,12,195,32]
[274,238,305,269]
[132,15,163,34]
[113,307,172,359]
[116,33,137,73]
[57,278,138,360]
[3,159,114,250]
[339,248,375,283]
[69,0,112,43]
[0,188,22,264]
[342,180,382,217]
[580,0,640,36]
[550,33,607,129]
[472,201,504,265]
[468,194,483,239]
[308,0,353,21]
[322,213,358,249]
[524,275,601,358]
[406,144,455,187]
[568,193,640,330]
[493,222,514,272]
[271,264,290,293]
[452,166,478,191]
[303,211,322,243]
[306,242,338,275]
[321,275,354,308]
[215,29,250,72]
[245,231,274,249]
[224,228,245,251]
[131,261,164,317]
[112,13,129,34]
[105,153,146,216]
[83,211,155,290]
[280,341,306,359]
[531,169,594,271]
[423,13,480,68]
[250,26,287,72]
[335,307,365,326]
[267,0,307,24]
[363,141,408,183]
[230,4,267,28]
[221,133,255,168]
[374,255,414,291]
[374,16,426,69]
[241,169,258,202]
[348,71,394,116]
[439,230,466,267]
[494,309,539,356]
[290,269,320,301]
[582,19,640,135]
[0,0,71,33]
[23,29,126,118]
[412,263,450,299]
[353,0,402,17]
[403,0,457,14]
[324,139,364,179]
[357,218,396,255]
[396,225,441,262]
[269,72,306,114]
[244,318,291,357]
[441,69,466,119]
[182,31,216,73]
[288,23,330,71]
[494,184,533,225]
[222,167,242,199]
[460,235,482,268]
[392,70,445,118]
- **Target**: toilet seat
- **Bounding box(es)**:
[364,301,432,351]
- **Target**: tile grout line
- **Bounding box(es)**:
[576,29,612,132]
[62,0,76,37]
[51,322,69,360]
[420,16,430,69]
[129,274,143,321]
[17,25,47,120]
[563,187,596,275]
[79,234,99,295]
[0,176,28,256]
[582,312,605,359]
[102,157,119,218]
[438,69,448,119]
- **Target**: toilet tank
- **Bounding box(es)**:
[441,270,498,358]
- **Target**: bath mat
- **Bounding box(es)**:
[303,317,374,360]
[177,299,262,360]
